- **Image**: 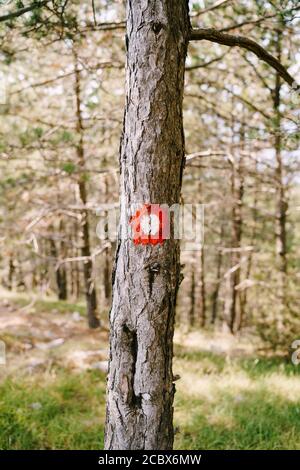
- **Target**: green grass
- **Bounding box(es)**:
[1,343,300,449]
[13,296,87,316]
[173,347,300,449]
[0,369,106,450]
[175,391,300,449]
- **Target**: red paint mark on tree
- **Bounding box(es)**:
[130,204,169,245]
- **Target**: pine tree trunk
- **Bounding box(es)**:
[211,224,224,325]
[58,220,68,300]
[274,30,287,300]
[74,49,100,329]
[189,268,195,327]
[103,177,112,304]
[7,255,14,290]
[105,0,190,450]
[197,179,206,327]
[49,237,67,301]
[199,245,206,327]
[228,137,244,334]
[71,220,80,300]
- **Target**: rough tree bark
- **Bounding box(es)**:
[105,0,190,450]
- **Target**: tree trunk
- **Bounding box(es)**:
[71,219,81,300]
[58,220,68,301]
[228,161,243,334]
[237,159,258,331]
[211,223,224,325]
[103,177,112,304]
[49,237,67,301]
[74,50,100,329]
[273,30,287,301]
[228,120,244,334]
[7,254,14,290]
[197,179,206,327]
[105,0,190,450]
[104,246,111,302]
[189,268,195,327]
[199,245,206,327]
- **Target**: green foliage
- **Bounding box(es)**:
[16,1,25,9]
[51,130,74,145]
[61,162,76,174]
[25,7,43,28]
[191,2,203,13]
[19,127,44,146]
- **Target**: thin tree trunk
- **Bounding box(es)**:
[7,254,14,290]
[71,219,81,300]
[229,162,243,334]
[274,29,288,301]
[189,268,195,327]
[58,221,68,300]
[237,160,258,331]
[74,50,100,329]
[104,247,111,302]
[197,179,206,327]
[228,116,244,334]
[211,223,224,325]
[49,236,67,301]
[199,245,206,327]
[105,1,190,450]
[103,177,112,304]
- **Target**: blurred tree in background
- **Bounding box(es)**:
[0,0,299,347]
[0,0,299,450]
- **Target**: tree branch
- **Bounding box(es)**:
[189,28,298,88]
[191,0,231,18]
[185,51,229,71]
[0,0,50,23]
[220,5,300,33]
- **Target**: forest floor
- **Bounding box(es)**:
[1,289,300,450]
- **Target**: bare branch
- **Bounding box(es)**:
[186,150,226,163]
[185,51,229,71]
[189,28,298,88]
[191,0,231,18]
[0,0,50,23]
[219,5,300,32]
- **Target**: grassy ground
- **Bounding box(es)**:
[1,291,300,450]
